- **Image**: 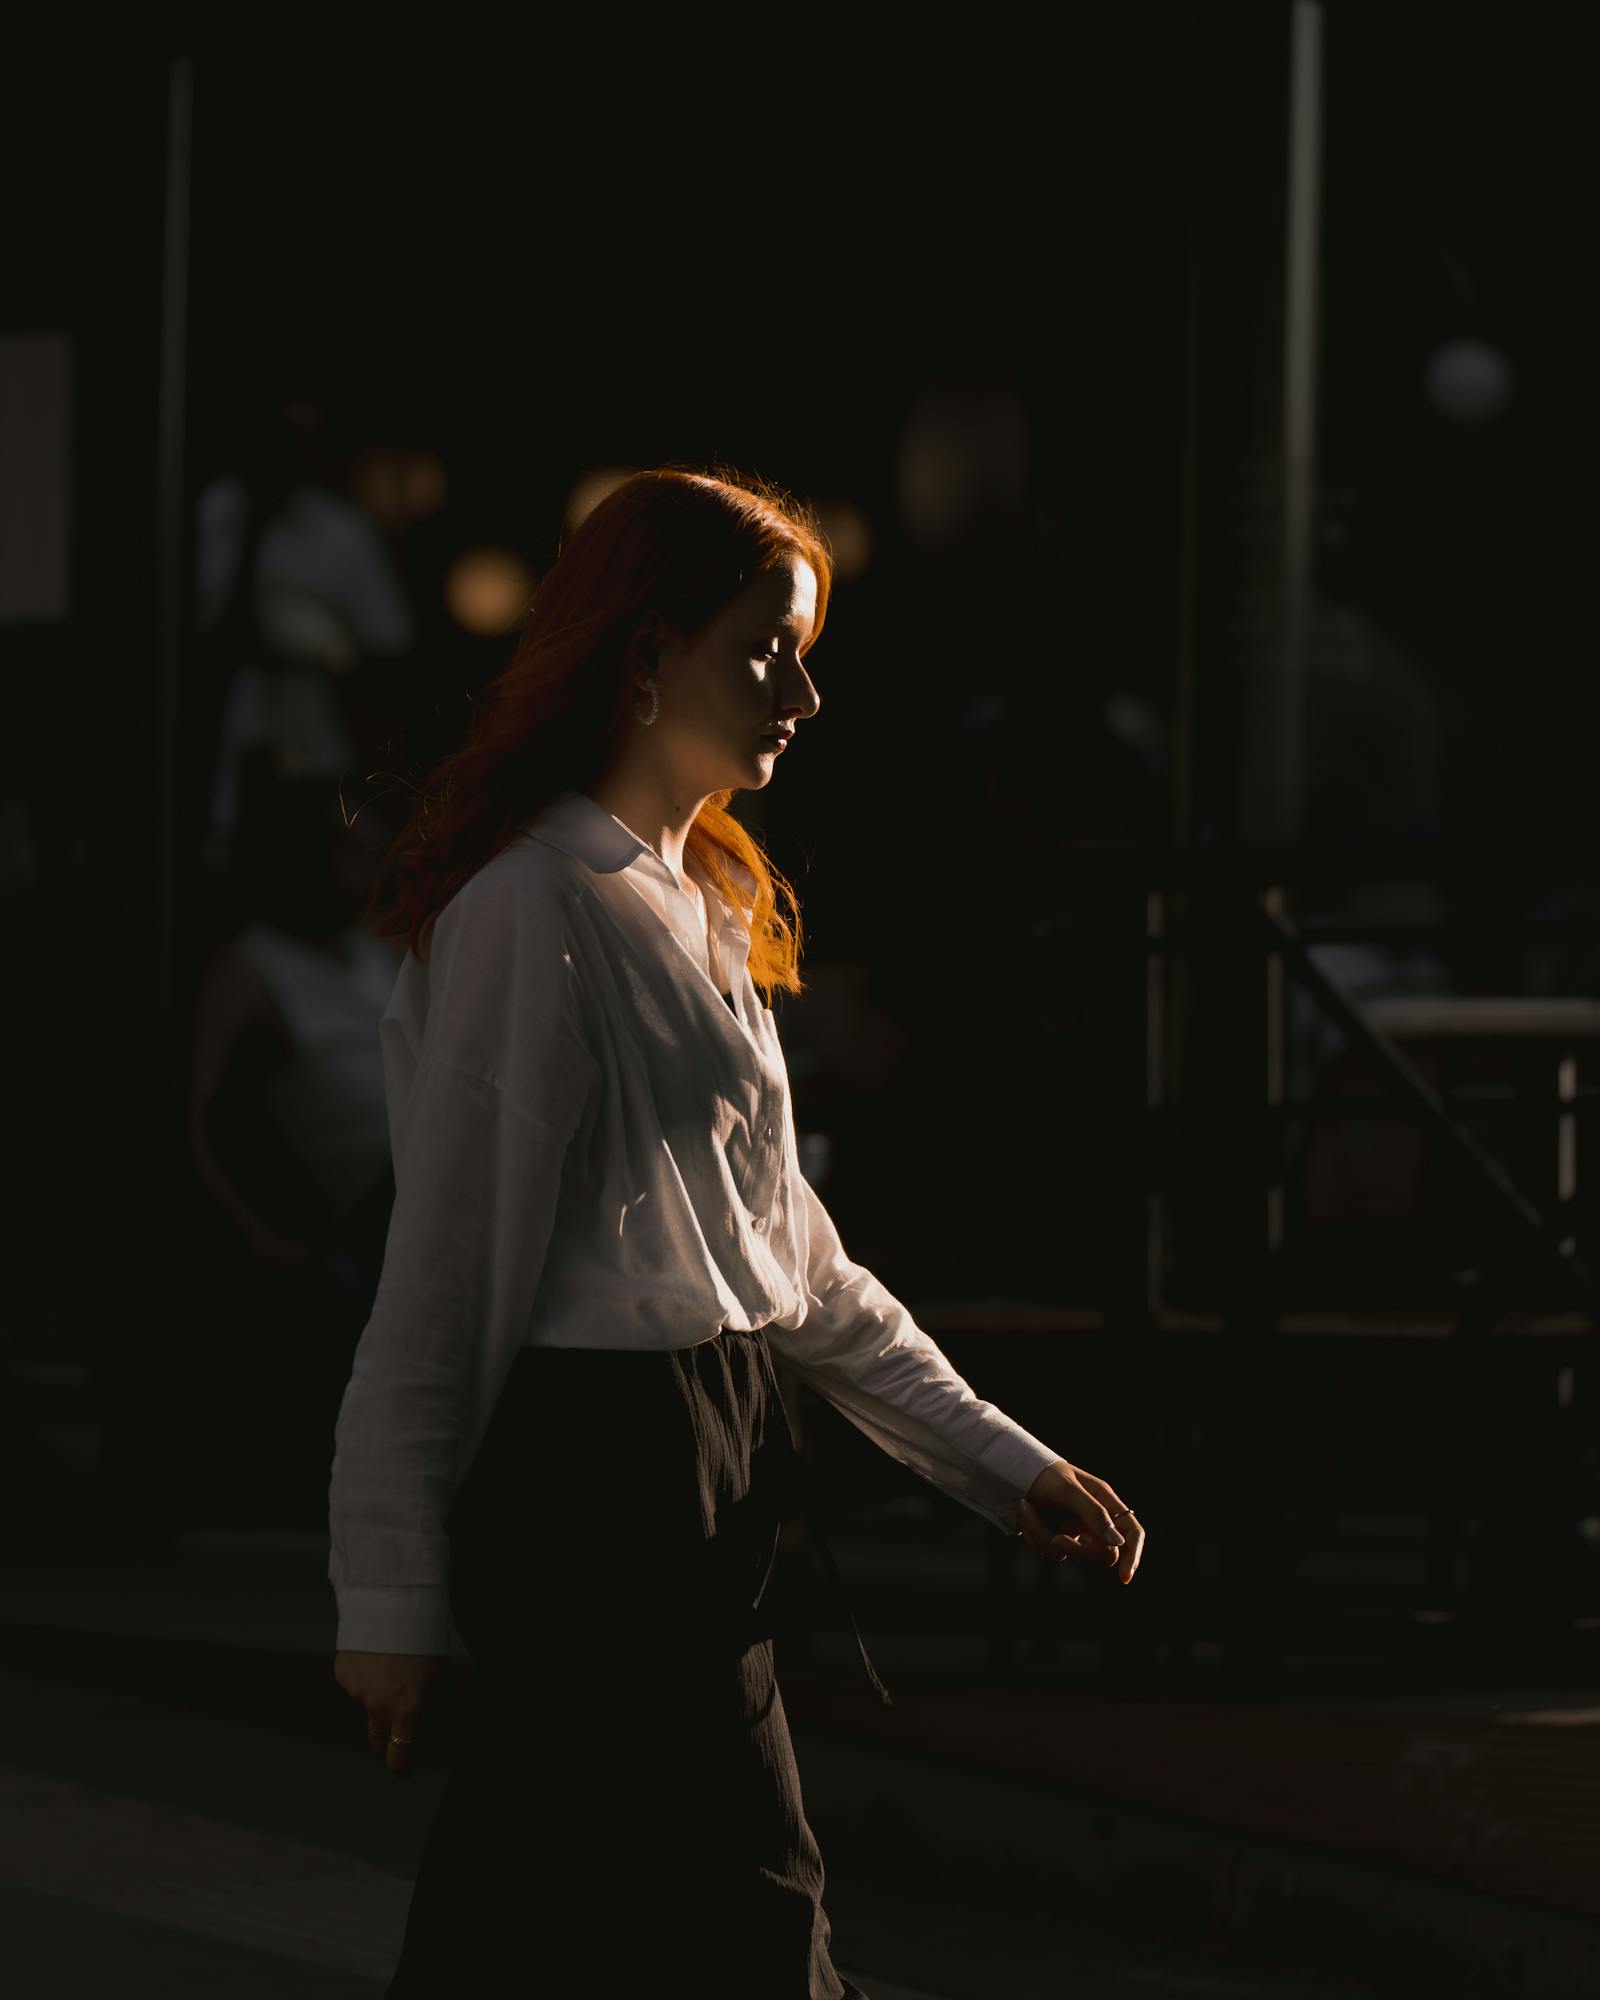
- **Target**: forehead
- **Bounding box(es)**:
[730,556,817,633]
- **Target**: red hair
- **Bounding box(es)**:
[360,465,832,1001]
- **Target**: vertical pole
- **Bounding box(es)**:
[1262,3,1325,1299]
[154,55,192,1058]
[1264,881,1288,1258]
[150,53,194,1528]
[1146,885,1168,1316]
[1174,202,1199,852]
[1278,0,1324,845]
[103,54,193,1550]
[1557,1051,1578,1258]
[1164,0,1203,1345]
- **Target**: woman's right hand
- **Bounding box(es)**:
[334,1650,447,1779]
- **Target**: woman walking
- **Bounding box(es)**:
[329,466,1145,1997]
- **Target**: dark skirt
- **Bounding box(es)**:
[386,1324,872,2000]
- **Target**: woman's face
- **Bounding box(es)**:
[645,554,820,794]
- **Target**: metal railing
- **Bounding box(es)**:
[819,831,1600,1689]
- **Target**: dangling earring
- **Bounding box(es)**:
[635,677,660,727]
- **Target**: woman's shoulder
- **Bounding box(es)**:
[463,830,584,902]
[434,835,590,954]
[418,841,600,1061]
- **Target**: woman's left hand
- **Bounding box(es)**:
[1013,1459,1143,1584]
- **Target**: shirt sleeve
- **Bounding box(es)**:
[328,872,599,1654]
[325,503,416,656]
[770,1170,1063,1536]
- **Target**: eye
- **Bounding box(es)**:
[752,640,780,663]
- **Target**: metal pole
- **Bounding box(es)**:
[155,55,192,1049]
[1278,0,1324,843]
[151,49,193,1378]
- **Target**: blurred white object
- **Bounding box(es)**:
[198,476,416,862]
[1423,337,1513,423]
[797,1130,833,1190]
[256,586,359,671]
[199,478,416,656]
[229,921,398,1216]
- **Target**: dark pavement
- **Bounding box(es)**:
[0,1524,1595,1997]
[2,1660,1388,2000]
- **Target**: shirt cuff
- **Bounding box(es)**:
[333,1584,455,1657]
[969,1421,1064,1522]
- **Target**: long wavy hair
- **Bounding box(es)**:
[359,465,832,1001]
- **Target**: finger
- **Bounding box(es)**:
[1015,1496,1066,1556]
[1078,1472,1133,1519]
[1071,1473,1136,1548]
[1069,1474,1146,1582]
[385,1707,421,1780]
[1058,1531,1117,1567]
[1086,1499,1127,1547]
[1033,1476,1124,1550]
[1017,1496,1092,1563]
[1051,1521,1136,1574]
[1087,1499,1143,1581]
[1060,1487,1126,1551]
[367,1706,390,1755]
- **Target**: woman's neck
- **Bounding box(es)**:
[583,771,710,881]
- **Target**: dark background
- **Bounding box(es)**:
[4,3,1599,1536]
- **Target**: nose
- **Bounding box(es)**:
[780,658,821,723]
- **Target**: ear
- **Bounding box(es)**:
[625,609,667,677]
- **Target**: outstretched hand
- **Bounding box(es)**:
[1013,1459,1143,1585]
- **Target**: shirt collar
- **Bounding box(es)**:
[527,788,756,959]
[527,787,649,875]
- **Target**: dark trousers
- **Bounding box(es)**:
[386,1325,870,1999]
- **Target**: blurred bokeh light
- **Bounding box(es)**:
[348,447,450,532]
[814,500,874,582]
[564,465,637,533]
[444,546,538,635]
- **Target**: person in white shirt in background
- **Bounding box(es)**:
[189,777,405,1279]
[195,396,416,874]
[181,777,409,1529]
[328,465,1145,1999]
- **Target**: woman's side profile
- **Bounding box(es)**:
[327,465,1146,1998]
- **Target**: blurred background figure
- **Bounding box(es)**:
[193,392,416,876]
[174,776,404,1530]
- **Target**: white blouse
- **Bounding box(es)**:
[328,787,1062,1655]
